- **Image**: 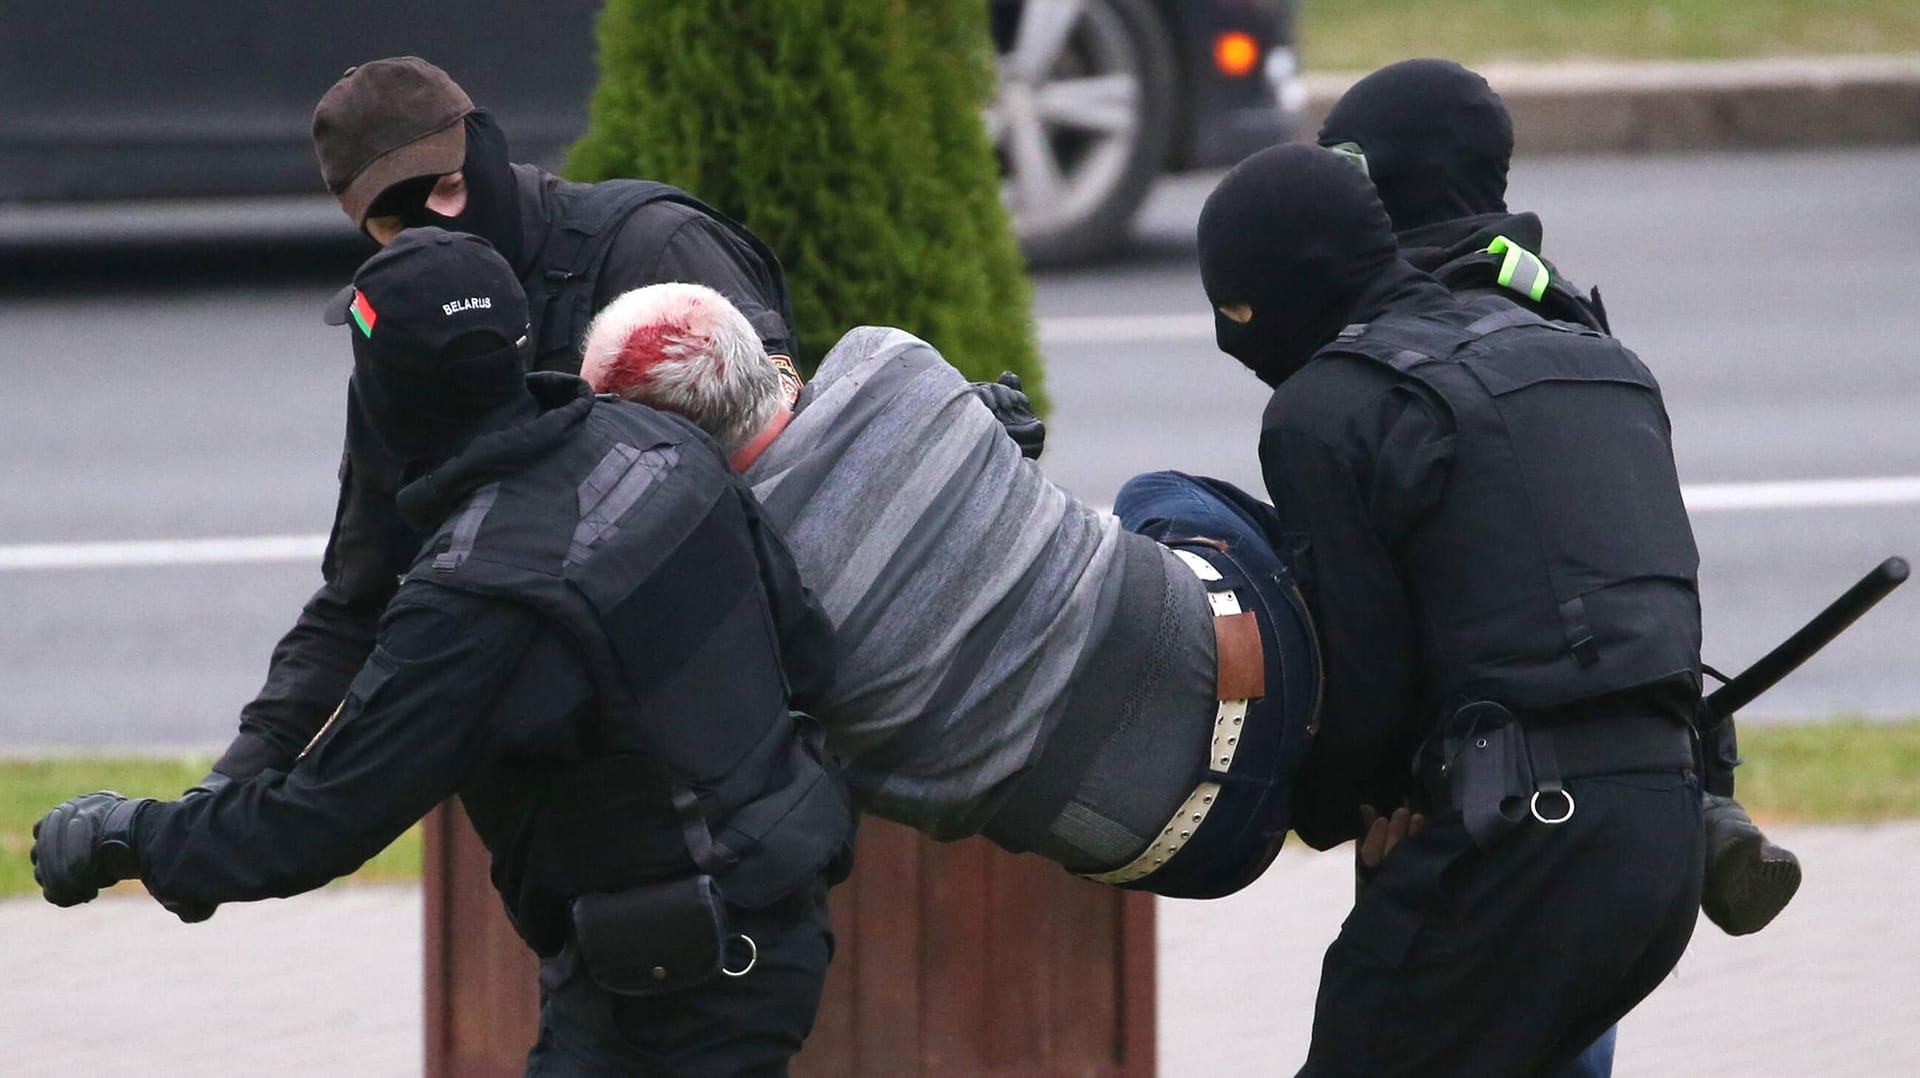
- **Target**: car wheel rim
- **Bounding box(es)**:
[988,0,1144,239]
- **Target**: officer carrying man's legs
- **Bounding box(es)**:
[1197,145,1704,1075]
[31,230,853,1075]
[1316,56,1801,939]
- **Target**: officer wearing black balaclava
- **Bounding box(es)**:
[359,108,529,273]
[33,229,852,1073]
[1322,58,1801,943]
[1200,144,1707,1075]
[1200,143,1413,389]
[193,57,808,822]
[1320,58,1512,233]
[1318,58,1612,332]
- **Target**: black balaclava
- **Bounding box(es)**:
[370,109,525,273]
[327,228,535,471]
[1197,143,1401,387]
[1318,59,1513,232]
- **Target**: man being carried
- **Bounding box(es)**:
[580,283,1334,899]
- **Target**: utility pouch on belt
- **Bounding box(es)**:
[1436,701,1562,849]
[571,875,738,996]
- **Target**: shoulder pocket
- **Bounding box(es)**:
[298,643,404,761]
[1462,329,1656,398]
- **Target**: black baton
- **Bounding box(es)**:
[1705,556,1910,722]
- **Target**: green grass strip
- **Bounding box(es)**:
[1735,718,1920,824]
[0,756,420,900]
[1302,0,1920,71]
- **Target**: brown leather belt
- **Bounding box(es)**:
[1083,546,1267,885]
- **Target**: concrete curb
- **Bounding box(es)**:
[1304,54,1920,153]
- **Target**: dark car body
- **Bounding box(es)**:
[0,1,1298,261]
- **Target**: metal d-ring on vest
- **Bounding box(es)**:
[1531,787,1576,824]
[721,934,758,977]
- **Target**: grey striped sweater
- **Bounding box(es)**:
[747,327,1215,866]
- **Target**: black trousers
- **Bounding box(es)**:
[1301,769,1704,1077]
[525,887,835,1077]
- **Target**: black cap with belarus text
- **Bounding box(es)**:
[323,227,528,370]
[326,227,531,464]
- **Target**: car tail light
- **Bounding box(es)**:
[1213,31,1260,78]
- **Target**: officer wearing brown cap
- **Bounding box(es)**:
[309,57,796,363]
[192,57,805,797]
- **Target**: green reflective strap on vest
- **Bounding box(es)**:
[1487,235,1551,303]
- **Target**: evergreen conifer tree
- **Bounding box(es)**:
[567,1,1042,397]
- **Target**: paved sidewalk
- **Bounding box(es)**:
[1304,54,1920,152]
[4,822,1916,1075]
[1160,820,1920,1076]
[0,887,420,1076]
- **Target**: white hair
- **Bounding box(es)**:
[580,282,783,455]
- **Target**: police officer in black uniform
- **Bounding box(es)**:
[1315,60,1611,325]
[205,55,803,791]
[31,230,853,1075]
[1199,145,1705,1075]
[1319,57,1800,939]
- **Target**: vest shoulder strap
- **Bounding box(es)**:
[1324,294,1600,379]
[549,179,686,261]
[532,179,793,368]
[527,181,682,365]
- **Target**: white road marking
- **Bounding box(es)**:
[1681,476,1920,512]
[0,535,326,572]
[2,477,1916,573]
[1038,313,1214,343]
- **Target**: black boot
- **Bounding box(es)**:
[1700,793,1801,936]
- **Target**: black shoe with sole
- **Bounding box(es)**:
[1700,792,1802,936]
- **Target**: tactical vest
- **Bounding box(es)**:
[519,176,796,373]
[1431,234,1612,334]
[1321,299,1702,717]
[404,398,850,913]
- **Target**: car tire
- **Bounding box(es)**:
[989,0,1177,266]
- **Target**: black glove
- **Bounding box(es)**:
[969,371,1045,460]
[31,791,151,908]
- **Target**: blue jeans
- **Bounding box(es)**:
[1112,471,1320,897]
[1115,470,1290,562]
[1558,1025,1618,1078]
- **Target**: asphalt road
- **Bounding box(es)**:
[2,147,1916,751]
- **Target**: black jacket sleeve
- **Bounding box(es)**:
[596,206,797,359]
[215,396,423,779]
[138,586,547,907]
[1261,363,1453,849]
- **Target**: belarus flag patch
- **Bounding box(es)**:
[349,290,378,337]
